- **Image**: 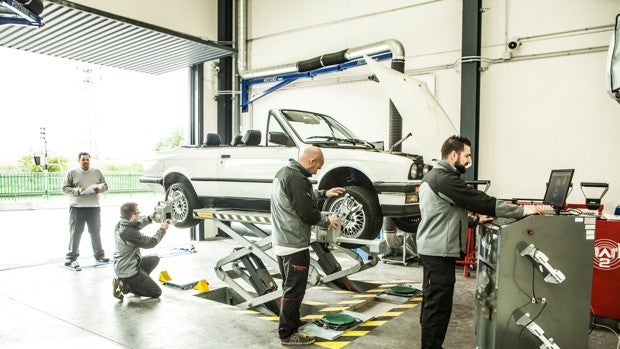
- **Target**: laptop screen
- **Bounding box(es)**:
[542,169,575,215]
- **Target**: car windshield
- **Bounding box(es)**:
[281,110,372,147]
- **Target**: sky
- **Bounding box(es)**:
[0,46,188,164]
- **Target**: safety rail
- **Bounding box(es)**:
[0,172,151,200]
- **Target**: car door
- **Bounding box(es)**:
[217,116,299,208]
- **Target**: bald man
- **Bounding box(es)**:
[271,146,344,346]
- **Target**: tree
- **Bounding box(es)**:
[154,129,185,151]
[19,154,69,173]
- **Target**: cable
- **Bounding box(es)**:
[515,263,545,349]
[530,263,537,301]
[590,307,620,349]
[592,323,620,349]
[515,301,548,349]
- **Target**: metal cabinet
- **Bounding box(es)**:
[475,215,594,349]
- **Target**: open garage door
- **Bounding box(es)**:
[0,0,234,74]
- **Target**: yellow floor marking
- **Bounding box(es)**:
[237,310,260,315]
[333,290,354,294]
[338,300,364,305]
[320,307,349,312]
[352,294,375,298]
[378,283,397,288]
[394,303,418,309]
[363,320,388,326]
[314,341,350,349]
[364,289,384,293]
[304,301,329,306]
[340,330,369,336]
[303,314,326,320]
[259,316,279,321]
[412,296,423,301]
[380,311,403,317]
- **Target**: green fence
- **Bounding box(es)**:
[0,172,151,200]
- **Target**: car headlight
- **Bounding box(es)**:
[409,163,419,180]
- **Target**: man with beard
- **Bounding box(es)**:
[416,135,543,349]
[61,152,109,269]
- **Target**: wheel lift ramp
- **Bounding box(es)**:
[193,208,387,315]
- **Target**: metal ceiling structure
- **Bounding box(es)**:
[0,0,234,75]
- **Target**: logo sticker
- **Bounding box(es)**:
[594,238,620,270]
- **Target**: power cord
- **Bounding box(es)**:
[589,308,620,349]
[592,323,620,349]
[515,301,548,349]
[515,263,548,349]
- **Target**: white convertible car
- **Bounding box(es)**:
[140,109,430,240]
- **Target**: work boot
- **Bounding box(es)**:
[112,278,124,300]
[64,259,73,266]
[68,260,81,271]
[280,332,315,346]
[96,257,110,263]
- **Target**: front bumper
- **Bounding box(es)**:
[373,181,421,217]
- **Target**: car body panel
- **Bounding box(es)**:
[139,109,428,232]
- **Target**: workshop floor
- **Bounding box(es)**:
[0,195,618,348]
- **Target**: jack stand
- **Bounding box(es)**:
[382,231,417,266]
[457,180,491,278]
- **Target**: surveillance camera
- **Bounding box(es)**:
[508,38,521,50]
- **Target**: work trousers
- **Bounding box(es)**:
[66,206,104,260]
[277,249,310,340]
[122,255,162,298]
[419,255,457,349]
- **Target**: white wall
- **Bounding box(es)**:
[244,0,620,213]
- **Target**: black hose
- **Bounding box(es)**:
[296,50,348,72]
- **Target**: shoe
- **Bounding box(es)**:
[69,260,81,271]
[281,333,315,346]
[64,259,74,266]
[112,278,124,300]
[96,257,110,263]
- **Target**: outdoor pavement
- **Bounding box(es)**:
[0,193,192,271]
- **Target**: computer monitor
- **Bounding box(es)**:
[543,169,575,215]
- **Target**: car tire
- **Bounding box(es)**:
[166,182,200,228]
[392,215,421,233]
[323,185,382,244]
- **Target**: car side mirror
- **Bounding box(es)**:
[269,132,294,146]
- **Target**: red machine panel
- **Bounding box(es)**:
[591,219,620,319]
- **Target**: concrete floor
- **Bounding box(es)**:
[0,194,618,348]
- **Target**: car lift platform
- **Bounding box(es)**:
[193,208,387,315]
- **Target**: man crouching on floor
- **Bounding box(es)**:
[112,202,170,301]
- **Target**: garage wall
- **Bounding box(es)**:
[245,0,620,213]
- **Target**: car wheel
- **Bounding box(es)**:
[392,215,421,233]
[323,185,382,242]
[166,182,200,228]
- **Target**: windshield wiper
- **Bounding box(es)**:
[307,136,373,148]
